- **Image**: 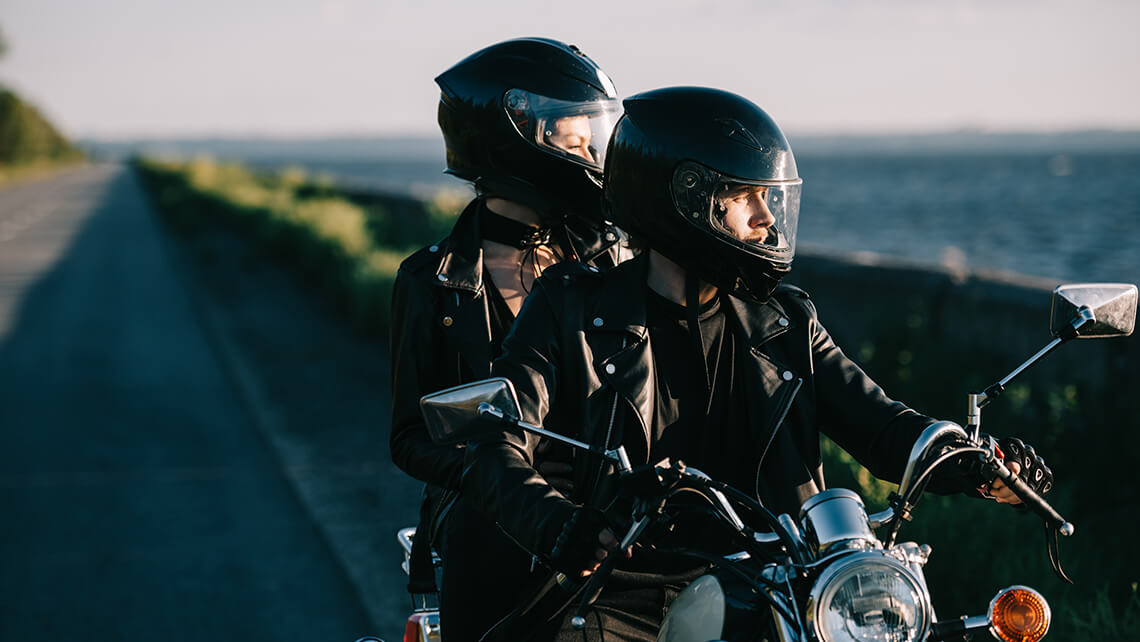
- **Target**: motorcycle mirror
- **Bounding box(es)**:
[419,377,523,445]
[1050,283,1136,339]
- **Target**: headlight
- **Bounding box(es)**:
[808,553,931,642]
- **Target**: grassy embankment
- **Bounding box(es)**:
[0,88,85,186]
[136,157,1138,638]
[134,157,460,338]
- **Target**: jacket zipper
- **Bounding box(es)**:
[754,374,803,502]
[592,337,626,496]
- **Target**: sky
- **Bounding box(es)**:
[2,0,1139,139]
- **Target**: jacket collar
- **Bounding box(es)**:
[588,253,651,338]
[434,199,485,294]
[726,293,795,350]
[588,254,795,345]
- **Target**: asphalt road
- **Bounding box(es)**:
[0,164,419,640]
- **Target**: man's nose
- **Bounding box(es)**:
[750,197,775,227]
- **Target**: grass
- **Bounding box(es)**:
[134,157,458,339]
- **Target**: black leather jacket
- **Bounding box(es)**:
[461,253,943,563]
[390,198,626,536]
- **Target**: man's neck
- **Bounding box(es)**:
[485,197,543,226]
[647,250,718,306]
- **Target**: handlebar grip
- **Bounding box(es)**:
[994,466,1074,536]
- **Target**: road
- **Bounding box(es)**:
[0,164,421,640]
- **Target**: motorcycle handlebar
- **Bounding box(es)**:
[990,462,1074,536]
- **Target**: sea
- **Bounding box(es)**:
[87,134,1140,286]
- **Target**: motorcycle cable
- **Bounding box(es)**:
[662,486,757,539]
[701,478,809,568]
[888,446,987,547]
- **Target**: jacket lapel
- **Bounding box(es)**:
[725,295,804,471]
[433,200,493,376]
[587,256,654,462]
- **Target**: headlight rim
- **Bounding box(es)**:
[806,551,932,642]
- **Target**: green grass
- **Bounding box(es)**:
[134,157,459,339]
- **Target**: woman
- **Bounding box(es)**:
[389,37,628,640]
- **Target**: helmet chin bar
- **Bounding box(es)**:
[730,262,790,303]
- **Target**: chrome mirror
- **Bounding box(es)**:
[419,377,522,445]
[1050,283,1136,339]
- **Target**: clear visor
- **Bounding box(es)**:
[707,179,802,261]
[504,89,621,171]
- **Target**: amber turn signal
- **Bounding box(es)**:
[989,585,1051,642]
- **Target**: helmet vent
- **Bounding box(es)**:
[715,118,766,153]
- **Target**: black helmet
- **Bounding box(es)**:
[603,87,802,302]
[435,38,620,224]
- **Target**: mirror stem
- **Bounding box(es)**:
[967,308,1094,440]
[475,403,632,472]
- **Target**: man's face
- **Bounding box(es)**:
[716,185,777,244]
[544,115,595,163]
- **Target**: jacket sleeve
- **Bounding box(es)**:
[460,279,580,559]
[800,295,937,486]
[388,265,465,490]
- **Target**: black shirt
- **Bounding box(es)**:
[646,291,758,501]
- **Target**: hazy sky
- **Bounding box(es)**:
[3,0,1138,139]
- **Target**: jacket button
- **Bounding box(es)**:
[605,364,616,375]
[778,317,789,327]
[429,245,439,253]
[437,274,447,282]
[782,370,794,381]
[593,317,604,327]
[441,316,453,327]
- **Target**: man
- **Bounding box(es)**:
[459,87,1053,639]
[388,37,628,641]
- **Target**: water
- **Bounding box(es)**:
[794,152,1140,284]
[112,136,1138,285]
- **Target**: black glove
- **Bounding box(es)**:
[549,506,610,576]
[998,437,1054,496]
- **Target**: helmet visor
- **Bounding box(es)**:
[707,179,801,262]
[504,89,621,171]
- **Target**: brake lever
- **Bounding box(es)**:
[570,503,658,631]
[1047,522,1074,584]
[980,453,1076,583]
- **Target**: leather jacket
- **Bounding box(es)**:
[461,253,943,563]
[389,197,626,538]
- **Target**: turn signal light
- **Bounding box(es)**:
[404,612,441,642]
[989,586,1051,642]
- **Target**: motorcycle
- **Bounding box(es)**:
[411,282,1136,641]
